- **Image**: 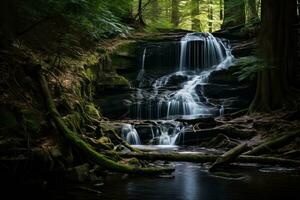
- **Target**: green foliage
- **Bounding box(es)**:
[23,0,133,39]
[234,56,265,81]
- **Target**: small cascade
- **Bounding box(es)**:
[121,121,186,146]
[219,105,225,116]
[130,32,234,120]
[137,48,147,81]
[121,124,141,145]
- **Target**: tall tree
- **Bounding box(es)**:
[247,0,259,20]
[220,0,223,20]
[208,0,213,32]
[191,0,200,31]
[250,0,297,112]
[171,0,180,27]
[222,0,246,28]
[151,0,160,22]
[138,0,146,25]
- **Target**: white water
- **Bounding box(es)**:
[121,124,141,145]
[122,121,185,145]
[137,33,234,119]
[127,33,234,145]
[137,48,147,81]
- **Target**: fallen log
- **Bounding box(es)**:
[120,152,300,166]
[209,143,249,171]
[38,69,174,175]
[245,131,300,155]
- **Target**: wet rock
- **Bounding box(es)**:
[165,74,188,86]
[208,67,240,85]
[65,163,90,182]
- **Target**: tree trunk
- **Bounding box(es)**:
[209,143,249,171]
[208,0,213,32]
[222,0,246,28]
[247,0,258,20]
[171,0,180,27]
[138,0,146,26]
[250,0,297,112]
[151,0,160,22]
[220,0,223,20]
[191,0,200,31]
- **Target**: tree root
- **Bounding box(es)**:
[245,130,300,155]
[209,143,249,171]
[37,69,174,175]
[120,152,300,167]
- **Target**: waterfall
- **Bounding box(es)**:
[121,121,185,146]
[130,32,234,120]
[219,105,225,116]
[121,124,141,145]
[137,48,147,81]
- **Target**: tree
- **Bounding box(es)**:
[150,0,160,22]
[222,0,246,28]
[191,0,200,31]
[250,0,297,112]
[208,0,213,32]
[138,0,146,25]
[247,0,259,20]
[171,0,180,27]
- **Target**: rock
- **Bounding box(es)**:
[65,163,90,182]
[165,74,188,86]
[208,67,240,85]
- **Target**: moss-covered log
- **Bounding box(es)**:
[209,143,249,171]
[245,131,300,155]
[37,69,174,175]
[120,152,300,166]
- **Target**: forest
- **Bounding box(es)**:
[0,0,299,199]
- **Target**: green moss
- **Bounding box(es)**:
[85,103,101,119]
[98,73,130,88]
[98,136,111,144]
[113,41,137,58]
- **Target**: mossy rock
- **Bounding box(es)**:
[98,136,111,144]
[113,41,137,58]
[97,73,131,91]
[85,103,101,119]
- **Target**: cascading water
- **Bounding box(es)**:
[125,32,234,145]
[121,121,186,146]
[137,48,147,81]
[121,124,141,145]
[130,32,234,120]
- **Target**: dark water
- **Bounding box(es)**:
[42,163,300,200]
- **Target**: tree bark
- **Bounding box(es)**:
[247,0,258,20]
[250,0,298,112]
[222,0,246,28]
[191,0,200,31]
[171,0,180,27]
[245,131,300,155]
[208,0,213,32]
[151,0,160,22]
[209,143,249,171]
[138,0,146,26]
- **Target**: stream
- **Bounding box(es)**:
[42,162,300,200]
[90,33,300,199]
